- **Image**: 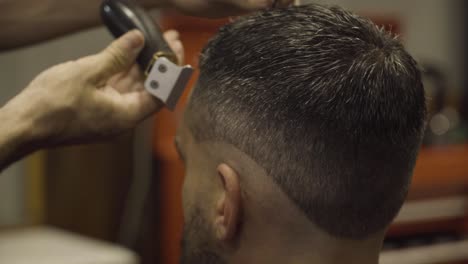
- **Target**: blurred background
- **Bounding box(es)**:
[1,0,468,264]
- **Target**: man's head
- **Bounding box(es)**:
[176,4,426,263]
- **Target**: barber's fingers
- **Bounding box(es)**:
[107,64,145,93]
[164,29,179,42]
[99,87,162,125]
[90,30,145,83]
[164,29,184,64]
[122,90,162,122]
[92,29,184,123]
[118,30,184,117]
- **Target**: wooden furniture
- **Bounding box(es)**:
[42,135,134,241]
[385,145,468,264]
[380,239,468,264]
[389,144,468,237]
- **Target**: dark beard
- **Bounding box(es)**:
[180,208,226,264]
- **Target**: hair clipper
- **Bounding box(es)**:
[101,0,193,110]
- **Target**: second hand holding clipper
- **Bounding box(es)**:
[101,0,193,110]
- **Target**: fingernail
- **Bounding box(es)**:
[126,30,144,50]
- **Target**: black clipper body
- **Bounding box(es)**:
[101,0,193,110]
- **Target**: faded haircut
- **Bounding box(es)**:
[186,4,426,239]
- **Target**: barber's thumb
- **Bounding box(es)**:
[96,30,144,78]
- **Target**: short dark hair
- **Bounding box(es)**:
[187,4,426,239]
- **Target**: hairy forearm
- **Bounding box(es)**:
[0,0,167,51]
[0,99,38,172]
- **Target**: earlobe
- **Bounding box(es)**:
[215,163,241,242]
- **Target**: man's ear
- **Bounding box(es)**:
[214,163,241,242]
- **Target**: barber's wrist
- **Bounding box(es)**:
[0,98,40,169]
[2,92,50,150]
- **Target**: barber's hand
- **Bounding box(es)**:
[7,29,184,146]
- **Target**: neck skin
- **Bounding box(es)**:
[211,142,384,264]
[230,215,383,264]
[229,190,383,264]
